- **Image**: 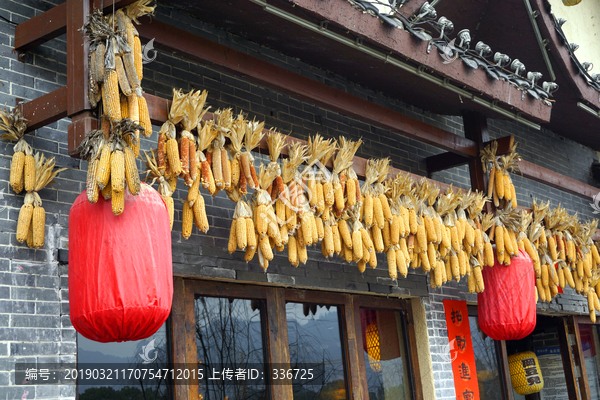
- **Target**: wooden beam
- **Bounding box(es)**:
[14,1,139,53]
[425,135,515,174]
[14,3,67,53]
[21,86,68,132]
[519,160,598,200]
[136,20,478,158]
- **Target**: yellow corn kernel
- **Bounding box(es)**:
[260,235,274,261]
[363,195,373,228]
[182,201,193,239]
[246,218,257,250]
[161,195,174,230]
[102,69,121,121]
[288,235,298,266]
[24,154,35,192]
[110,150,125,193]
[96,146,111,189]
[361,228,374,254]
[31,206,45,248]
[138,95,152,138]
[352,230,363,260]
[397,249,407,277]
[338,220,352,249]
[233,217,247,250]
[373,197,384,229]
[372,226,384,253]
[124,146,140,195]
[10,151,25,193]
[112,189,125,216]
[332,224,342,254]
[228,219,237,253]
[416,224,427,252]
[387,249,397,280]
[134,35,143,81]
[192,193,209,233]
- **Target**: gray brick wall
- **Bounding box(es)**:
[0,1,597,399]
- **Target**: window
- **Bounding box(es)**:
[360,309,411,400]
[286,302,347,399]
[77,321,171,400]
[579,324,600,400]
[468,316,504,400]
[195,296,267,400]
[174,279,422,400]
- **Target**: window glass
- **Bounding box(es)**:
[579,324,600,400]
[468,316,503,400]
[195,297,267,400]
[360,309,411,400]
[77,322,171,399]
[286,302,347,399]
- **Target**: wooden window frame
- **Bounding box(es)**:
[570,316,600,400]
[467,306,514,400]
[171,277,423,400]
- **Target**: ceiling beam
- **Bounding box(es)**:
[136,19,479,158]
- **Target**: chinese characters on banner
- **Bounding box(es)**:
[443,300,480,400]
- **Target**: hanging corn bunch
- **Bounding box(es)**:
[481,141,521,209]
[196,120,218,195]
[303,135,337,226]
[282,143,309,266]
[209,109,235,194]
[241,119,264,192]
[144,149,174,229]
[180,90,209,187]
[330,137,361,215]
[228,113,247,194]
[228,188,256,259]
[158,89,187,193]
[494,207,521,266]
[253,164,284,272]
[76,129,108,204]
[16,152,67,248]
[264,130,287,203]
[0,105,30,195]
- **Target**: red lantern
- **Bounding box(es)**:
[478,248,536,341]
[69,183,173,342]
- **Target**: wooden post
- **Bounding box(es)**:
[171,277,191,400]
[265,287,294,399]
[462,111,493,213]
[66,0,96,156]
[557,317,581,400]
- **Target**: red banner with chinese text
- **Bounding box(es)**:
[443,299,480,400]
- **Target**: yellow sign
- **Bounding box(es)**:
[508,351,544,395]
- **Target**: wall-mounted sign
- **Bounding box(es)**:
[443,300,480,400]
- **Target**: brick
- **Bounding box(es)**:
[267,274,295,285]
[11,287,59,302]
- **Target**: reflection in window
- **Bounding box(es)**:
[195,297,267,400]
[286,302,347,399]
[360,309,411,400]
[469,316,503,400]
[579,324,600,400]
[77,322,171,399]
